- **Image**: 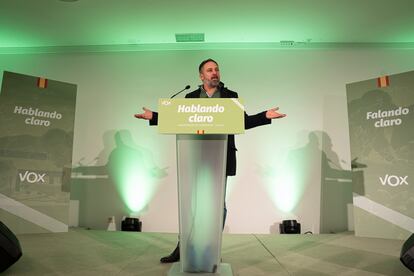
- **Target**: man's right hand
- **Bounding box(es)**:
[134,107,153,120]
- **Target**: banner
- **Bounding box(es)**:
[0,71,77,234]
[158,98,245,134]
[346,70,414,239]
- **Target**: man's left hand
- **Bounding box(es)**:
[266,107,286,119]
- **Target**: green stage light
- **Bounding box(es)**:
[121,217,142,232]
[280,220,301,234]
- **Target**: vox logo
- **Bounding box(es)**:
[18,171,47,184]
[379,174,408,187]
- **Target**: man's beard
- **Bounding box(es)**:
[206,78,220,88]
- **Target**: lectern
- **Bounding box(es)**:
[158,98,244,276]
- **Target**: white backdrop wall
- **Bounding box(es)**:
[0,48,413,234]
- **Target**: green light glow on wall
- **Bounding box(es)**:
[264,138,320,214]
[115,162,152,213]
[265,165,303,213]
[264,133,322,214]
[107,131,163,214]
[272,171,298,213]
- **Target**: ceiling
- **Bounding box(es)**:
[1,0,414,51]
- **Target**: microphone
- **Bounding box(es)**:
[170,85,191,98]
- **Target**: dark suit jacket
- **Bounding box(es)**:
[150,84,271,176]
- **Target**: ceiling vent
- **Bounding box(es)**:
[280,40,295,46]
[175,33,205,42]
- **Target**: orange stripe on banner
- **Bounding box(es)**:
[37,77,48,89]
[196,130,205,134]
[377,76,389,88]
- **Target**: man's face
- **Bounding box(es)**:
[200,61,220,88]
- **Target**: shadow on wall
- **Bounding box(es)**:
[71,129,168,230]
[317,131,354,234]
[265,130,361,234]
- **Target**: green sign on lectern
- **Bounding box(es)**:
[158,98,244,134]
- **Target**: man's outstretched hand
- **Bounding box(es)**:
[266,107,286,119]
[134,107,153,120]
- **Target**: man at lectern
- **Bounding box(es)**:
[135,58,286,263]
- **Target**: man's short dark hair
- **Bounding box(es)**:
[199,58,218,73]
